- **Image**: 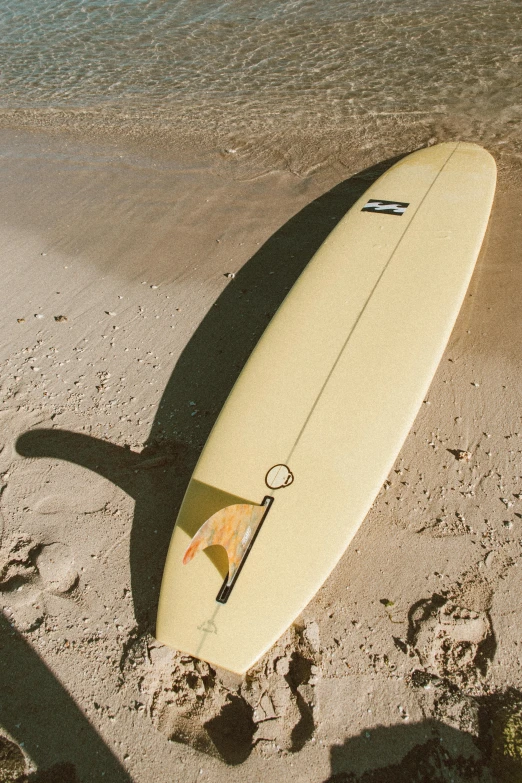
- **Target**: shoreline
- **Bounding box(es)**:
[2,108,522,183]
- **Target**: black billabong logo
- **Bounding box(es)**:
[362,199,409,216]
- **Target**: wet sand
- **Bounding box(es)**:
[1,127,522,782]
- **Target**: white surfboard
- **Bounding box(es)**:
[156,142,496,673]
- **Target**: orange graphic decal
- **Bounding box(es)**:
[183,503,266,586]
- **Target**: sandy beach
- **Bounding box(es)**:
[0,123,521,783]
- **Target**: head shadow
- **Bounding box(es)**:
[324,687,522,782]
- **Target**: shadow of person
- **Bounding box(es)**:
[325,685,522,783]
[0,612,132,782]
[325,719,488,782]
[16,153,404,636]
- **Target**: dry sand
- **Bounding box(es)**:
[1,127,522,783]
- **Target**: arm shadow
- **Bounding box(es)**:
[0,612,132,782]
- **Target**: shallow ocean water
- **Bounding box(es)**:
[1,0,521,170]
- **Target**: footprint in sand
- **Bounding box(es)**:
[0,537,78,596]
[409,595,493,685]
[0,538,78,632]
[0,536,40,589]
[121,622,322,763]
[3,459,115,523]
[36,543,78,594]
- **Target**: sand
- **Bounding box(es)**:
[1,126,522,783]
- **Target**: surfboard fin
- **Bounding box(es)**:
[183,496,273,603]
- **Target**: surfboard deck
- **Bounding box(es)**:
[156,142,496,674]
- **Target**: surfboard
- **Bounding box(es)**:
[156,142,496,674]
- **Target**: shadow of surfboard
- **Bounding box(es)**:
[16,153,405,630]
[12,154,406,771]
